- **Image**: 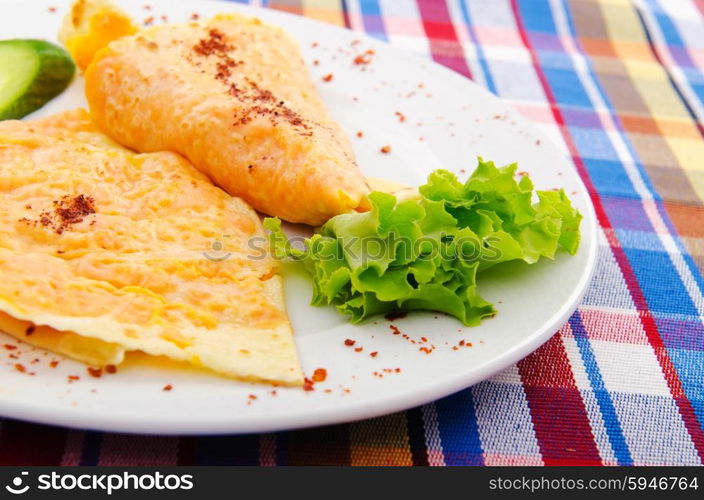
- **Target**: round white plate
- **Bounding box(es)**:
[0,0,597,434]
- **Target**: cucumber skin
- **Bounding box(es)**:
[0,39,76,120]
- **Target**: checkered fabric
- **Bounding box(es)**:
[1,0,703,466]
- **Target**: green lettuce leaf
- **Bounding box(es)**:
[264,158,582,326]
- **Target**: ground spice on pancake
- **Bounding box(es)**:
[193,28,232,56]
[19,194,96,234]
[191,27,312,135]
[303,377,315,392]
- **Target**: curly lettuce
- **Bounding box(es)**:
[265,158,582,326]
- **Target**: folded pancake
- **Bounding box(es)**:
[67,3,370,225]
[0,109,302,385]
[0,311,126,366]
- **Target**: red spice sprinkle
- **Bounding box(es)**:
[356,131,364,138]
[144,16,154,25]
[20,194,96,235]
[226,77,310,134]
[344,339,356,346]
[322,73,333,82]
[303,377,315,392]
[452,339,473,350]
[535,139,541,145]
[162,384,173,391]
[105,364,117,374]
[269,390,278,397]
[389,324,401,335]
[420,337,428,343]
[354,347,363,353]
[214,59,240,81]
[50,360,59,368]
[4,344,17,351]
[68,375,80,382]
[48,6,57,13]
[311,41,319,48]
[14,364,26,373]
[370,351,378,358]
[248,394,257,400]
[87,367,102,378]
[312,59,320,66]
[324,388,332,394]
[394,111,406,123]
[193,28,232,56]
[190,13,200,20]
[380,145,391,154]
[353,49,375,65]
[143,4,152,10]
[160,15,168,22]
[312,368,328,382]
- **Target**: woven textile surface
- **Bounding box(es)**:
[1,0,703,466]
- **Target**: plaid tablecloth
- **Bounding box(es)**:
[2,0,703,466]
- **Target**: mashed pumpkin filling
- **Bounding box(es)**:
[0,109,302,386]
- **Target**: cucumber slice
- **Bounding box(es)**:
[0,39,75,120]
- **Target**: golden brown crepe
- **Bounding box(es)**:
[65,2,370,225]
[0,109,302,385]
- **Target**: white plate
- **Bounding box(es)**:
[0,0,597,434]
